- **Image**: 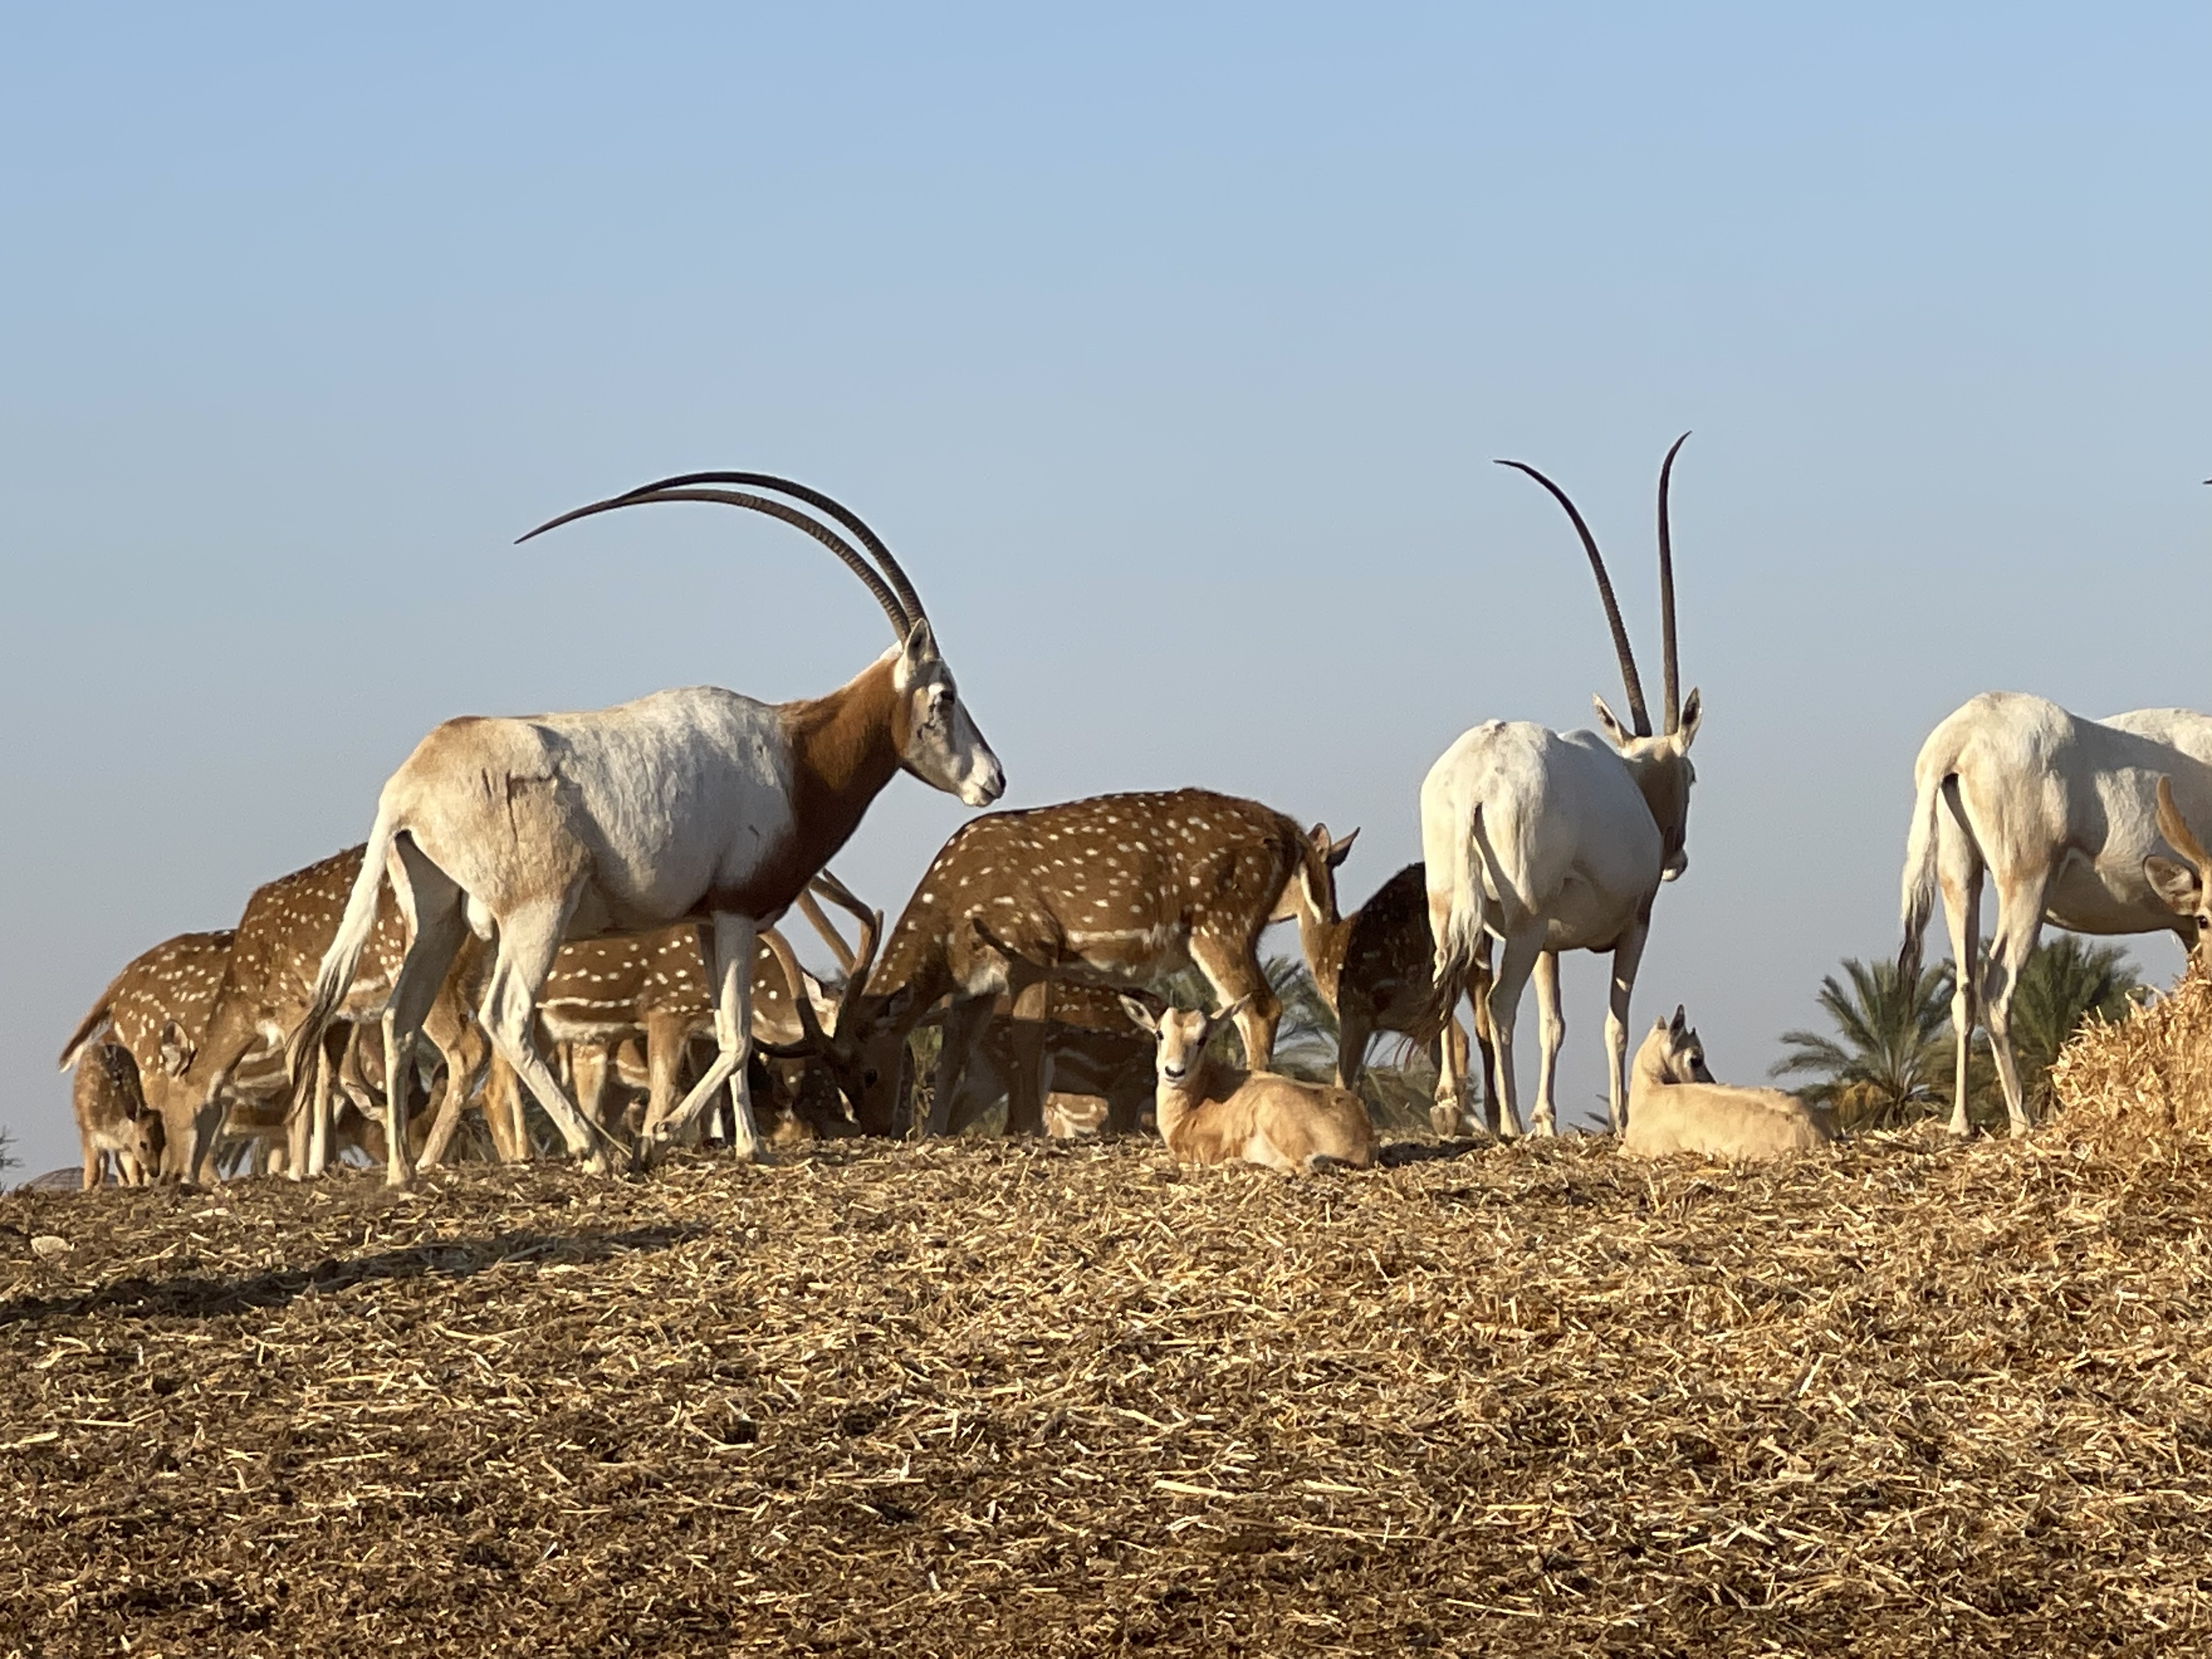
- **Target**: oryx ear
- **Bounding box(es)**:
[894,617,940,689]
[1674,687,1703,751]
[1118,995,1160,1037]
[2145,854,2202,916]
[1593,695,1633,749]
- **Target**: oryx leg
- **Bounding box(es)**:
[1190,930,1281,1069]
[1483,928,1544,1140]
[478,912,609,1175]
[1469,936,1500,1137]
[1528,950,1568,1136]
[1603,920,1652,1136]
[376,863,476,1188]
[651,913,763,1160]
[1981,868,2053,1136]
[1935,788,1985,1137]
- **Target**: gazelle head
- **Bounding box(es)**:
[2144,775,2212,961]
[520,470,1005,809]
[1119,996,1251,1087]
[1500,434,1702,878]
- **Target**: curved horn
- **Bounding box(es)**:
[517,484,911,640]
[616,472,927,631]
[1496,459,1651,737]
[1657,431,1690,734]
[2158,775,2211,874]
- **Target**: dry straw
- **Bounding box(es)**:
[4,1080,2210,1655]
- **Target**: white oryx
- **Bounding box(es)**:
[1897,692,2212,1135]
[1420,437,1701,1137]
[291,472,1005,1186]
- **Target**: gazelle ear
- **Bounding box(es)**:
[1593,695,1634,749]
[2145,854,2202,916]
[1668,1004,1688,1037]
[1118,995,1160,1037]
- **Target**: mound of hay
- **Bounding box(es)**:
[4,1131,2211,1657]
[2052,966,2212,1156]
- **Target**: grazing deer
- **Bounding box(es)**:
[1291,848,1493,1137]
[290,472,1003,1186]
[1624,1007,1835,1161]
[1120,997,1376,1173]
[59,930,287,1181]
[791,789,1342,1137]
[158,845,489,1182]
[931,980,1164,1137]
[71,1043,165,1188]
[1898,696,2212,1135]
[1421,437,1702,1138]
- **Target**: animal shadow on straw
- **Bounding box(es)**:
[1377,1137,1494,1169]
[0,1223,706,1328]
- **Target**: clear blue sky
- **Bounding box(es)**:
[4,5,2207,1173]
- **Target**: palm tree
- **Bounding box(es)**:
[1771,957,1958,1130]
[2001,934,2141,1113]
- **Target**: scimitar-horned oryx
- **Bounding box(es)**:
[291,472,1005,1186]
[1897,692,2212,1135]
[1418,436,1702,1138]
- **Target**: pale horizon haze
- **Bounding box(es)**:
[3,5,2207,1173]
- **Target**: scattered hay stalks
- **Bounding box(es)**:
[2051,964,2212,1159]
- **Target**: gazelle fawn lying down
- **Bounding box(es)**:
[1626,1007,1835,1162]
[1121,996,1376,1174]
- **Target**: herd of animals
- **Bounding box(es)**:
[52,453,2212,1189]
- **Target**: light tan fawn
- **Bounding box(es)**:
[71,1043,164,1187]
[1624,1007,1835,1162]
[1120,996,1377,1174]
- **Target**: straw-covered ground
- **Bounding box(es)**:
[6,1009,2212,1657]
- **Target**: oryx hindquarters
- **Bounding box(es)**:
[287,472,1002,1186]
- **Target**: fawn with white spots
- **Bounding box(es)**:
[1120,997,1376,1173]
[791,789,1345,1136]
[70,1042,163,1188]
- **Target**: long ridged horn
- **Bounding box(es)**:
[616,471,927,631]
[2158,775,2210,874]
[517,482,912,640]
[1657,432,1690,734]
[1497,458,1651,737]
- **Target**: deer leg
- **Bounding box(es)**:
[652,913,763,1160]
[1936,800,1985,1137]
[1189,932,1281,1069]
[1602,924,1651,1136]
[415,980,488,1170]
[571,1042,615,1133]
[1983,868,2052,1136]
[1433,1019,1469,1139]
[1000,966,1051,1137]
[637,1012,690,1148]
[479,905,609,1175]
[1485,929,1543,1140]
[930,997,999,1136]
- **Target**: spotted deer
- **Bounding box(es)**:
[70,1043,165,1188]
[1120,997,1377,1173]
[1289,845,1495,1137]
[154,845,490,1181]
[930,979,1165,1137]
[791,789,1342,1137]
[58,930,290,1181]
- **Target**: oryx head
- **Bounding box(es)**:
[1499,434,1702,878]
[2145,775,2212,960]
[1119,996,1250,1087]
[518,469,1006,809]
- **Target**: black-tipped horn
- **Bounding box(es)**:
[517,482,912,640]
[617,471,927,631]
[1497,458,1651,738]
[1657,431,1690,734]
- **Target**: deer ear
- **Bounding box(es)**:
[2146,854,2202,915]
[1327,826,1360,867]
[157,1020,193,1077]
[1593,696,1633,749]
[1117,995,1160,1037]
